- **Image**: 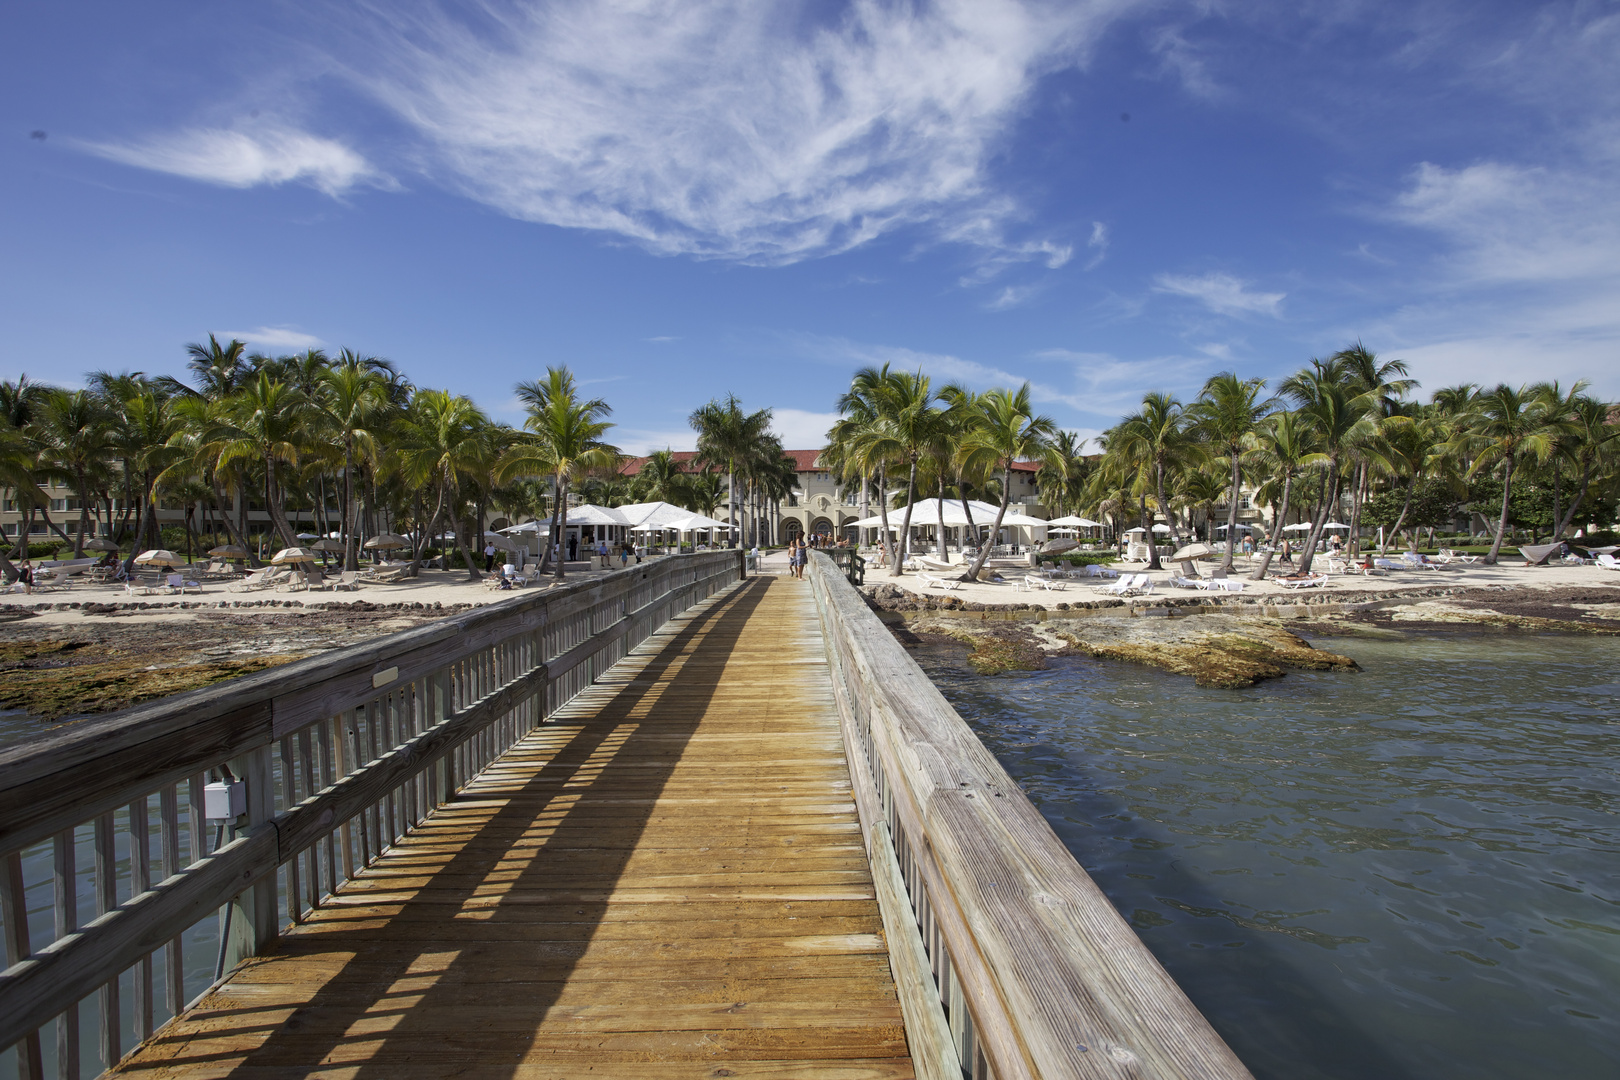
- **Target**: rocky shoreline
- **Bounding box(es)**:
[0,602,476,725]
[865,582,1620,687]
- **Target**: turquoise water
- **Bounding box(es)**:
[913,629,1620,1080]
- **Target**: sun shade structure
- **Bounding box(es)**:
[133,549,184,567]
[1046,515,1104,528]
[207,544,247,557]
[1171,542,1217,561]
[848,498,1048,529]
[270,547,316,564]
[363,532,408,549]
[1124,524,1171,534]
[309,538,346,554]
[81,537,120,552]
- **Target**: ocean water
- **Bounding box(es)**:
[912,628,1620,1080]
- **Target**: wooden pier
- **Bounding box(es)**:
[111,576,911,1077]
[2,551,1251,1080]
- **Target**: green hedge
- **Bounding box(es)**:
[1042,552,1118,567]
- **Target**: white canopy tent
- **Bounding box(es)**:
[848,498,1048,557]
[1047,515,1104,528]
[1124,524,1172,534]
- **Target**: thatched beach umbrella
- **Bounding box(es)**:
[134,549,184,568]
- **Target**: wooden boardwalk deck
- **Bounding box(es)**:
[114,576,913,1080]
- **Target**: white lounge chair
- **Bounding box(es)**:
[1595,552,1620,571]
[1199,578,1245,593]
[919,572,962,591]
[1278,573,1327,590]
[1023,574,1064,591]
[164,572,202,594]
[1169,575,1202,589]
[229,567,285,592]
[1094,573,1138,596]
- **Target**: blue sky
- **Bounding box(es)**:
[3,1,1617,453]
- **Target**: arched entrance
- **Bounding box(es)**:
[784,519,803,544]
[810,518,834,542]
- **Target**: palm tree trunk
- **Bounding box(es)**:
[727,465,737,548]
[892,458,918,575]
[1385,473,1420,554]
[1485,457,1515,564]
[1249,473,1293,581]
[263,456,299,547]
[876,466,896,575]
[1297,464,1340,574]
[936,475,948,556]
[1222,456,1241,570]
[1555,462,1598,539]
[553,478,570,580]
[1347,463,1367,558]
[962,465,1013,582]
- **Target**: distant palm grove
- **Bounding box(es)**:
[820,345,1618,579]
[3,337,1616,584]
[0,337,794,581]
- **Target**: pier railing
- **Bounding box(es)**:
[0,551,744,1079]
[807,551,1252,1080]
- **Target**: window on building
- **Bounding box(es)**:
[50,498,66,512]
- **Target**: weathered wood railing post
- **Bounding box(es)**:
[806,550,1252,1080]
[0,551,745,1078]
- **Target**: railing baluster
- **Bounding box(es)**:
[52,829,80,1080]
[129,799,153,1042]
[3,849,45,1080]
[159,784,184,1015]
[93,812,119,1070]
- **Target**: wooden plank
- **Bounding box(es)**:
[107,577,910,1079]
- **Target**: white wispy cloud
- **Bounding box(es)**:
[79,125,383,197]
[1083,220,1109,270]
[328,0,1129,264]
[768,408,839,449]
[985,283,1042,311]
[616,428,698,457]
[218,326,326,350]
[1152,272,1285,317]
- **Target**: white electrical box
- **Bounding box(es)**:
[203,780,247,820]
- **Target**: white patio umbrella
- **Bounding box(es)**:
[484,533,520,553]
[296,532,320,541]
[1281,522,1315,531]
[1322,521,1351,529]
[1047,515,1104,528]
[134,549,184,568]
[1125,524,1171,534]
[1217,523,1257,531]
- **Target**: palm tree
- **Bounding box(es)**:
[395,390,494,577]
[1279,366,1378,573]
[633,449,696,507]
[958,384,1057,583]
[199,371,313,549]
[1332,343,1416,555]
[497,368,619,581]
[315,365,391,570]
[35,389,115,557]
[829,366,896,555]
[1036,429,1090,518]
[861,370,944,577]
[1545,391,1619,539]
[1189,372,1278,569]
[120,391,186,556]
[689,395,771,548]
[1112,391,1196,570]
[1456,384,1562,564]
[1247,409,1319,580]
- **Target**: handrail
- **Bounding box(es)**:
[0,551,745,1078]
[807,551,1252,1080]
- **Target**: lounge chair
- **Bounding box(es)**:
[1199,578,1246,593]
[1596,553,1620,571]
[164,572,202,595]
[124,575,164,596]
[1169,575,1202,589]
[1278,573,1327,590]
[29,569,72,592]
[1401,553,1440,570]
[1096,573,1147,597]
[228,567,284,592]
[919,572,962,591]
[331,570,364,591]
[1022,574,1064,591]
